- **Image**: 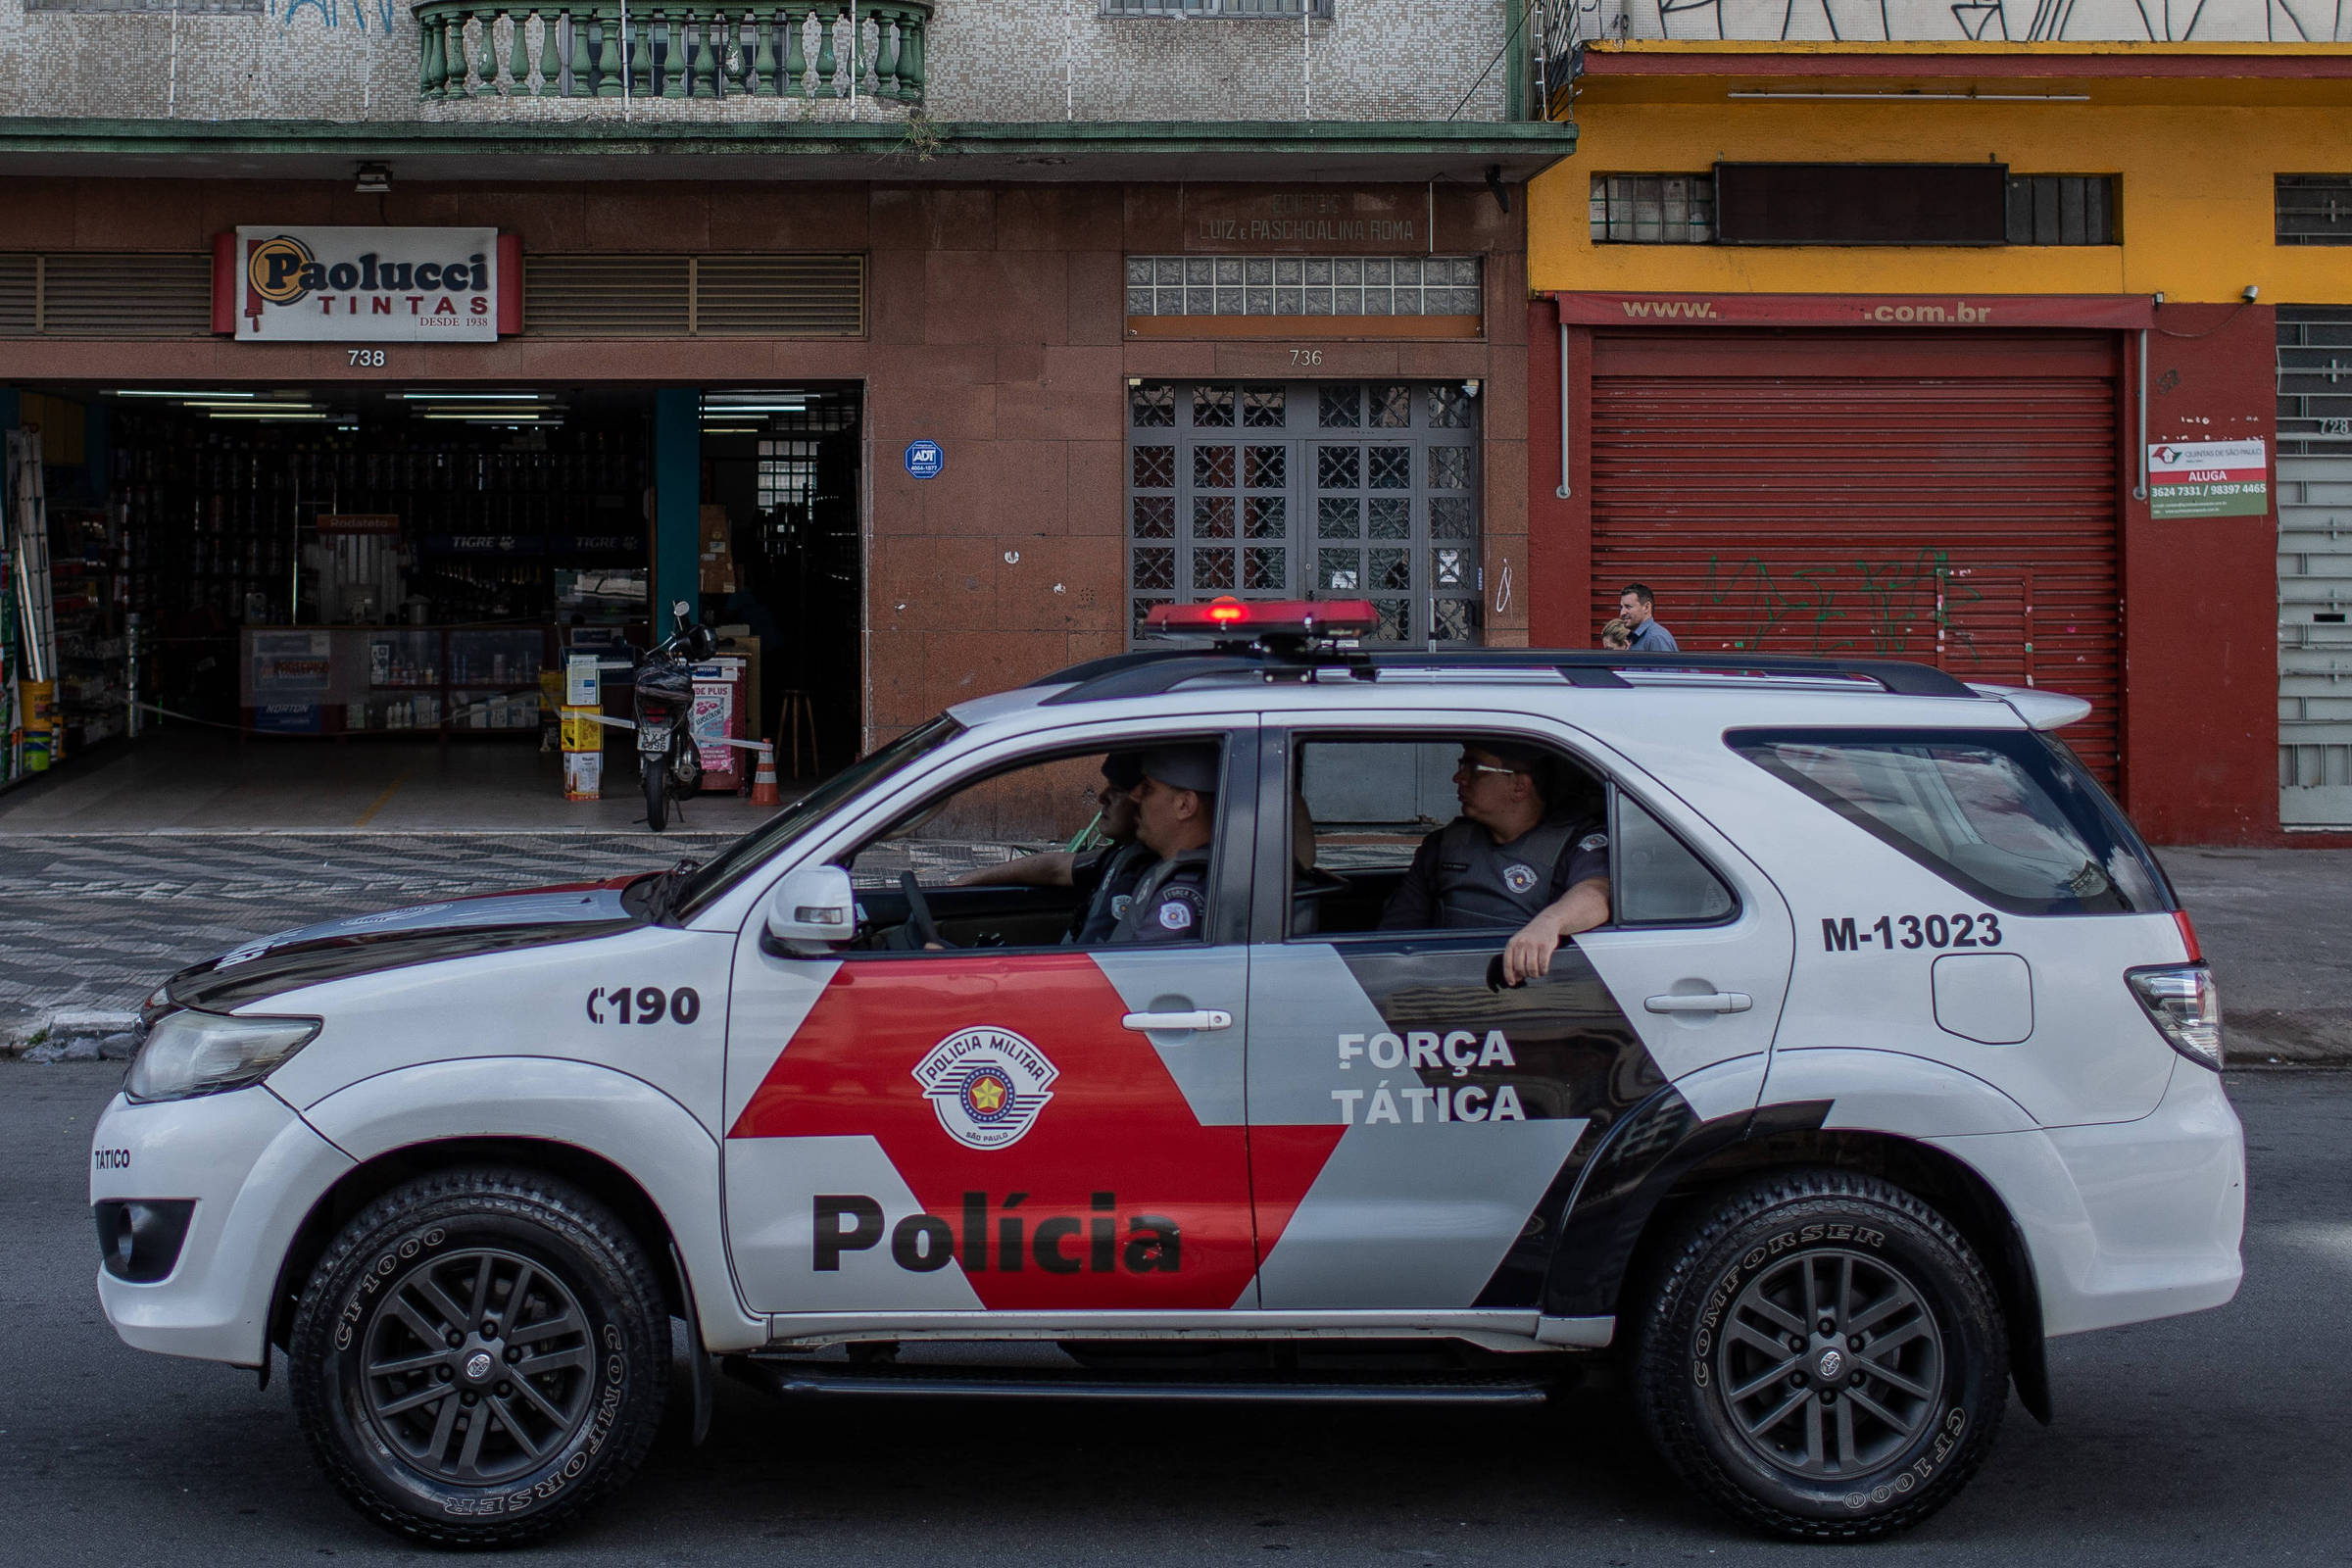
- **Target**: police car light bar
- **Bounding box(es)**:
[1143,597,1379,641]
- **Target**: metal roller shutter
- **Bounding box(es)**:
[2277,307,2352,827]
[1589,330,2123,786]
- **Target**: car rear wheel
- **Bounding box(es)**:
[288,1168,670,1548]
[1632,1168,2006,1542]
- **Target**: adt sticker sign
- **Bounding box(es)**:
[2148,439,2269,519]
[904,440,945,480]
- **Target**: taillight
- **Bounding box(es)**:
[2126,963,2223,1071]
[2174,909,2203,962]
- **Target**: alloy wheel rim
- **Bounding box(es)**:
[1712,1246,1944,1481]
[357,1246,599,1486]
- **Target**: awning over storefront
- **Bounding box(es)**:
[0,118,1577,186]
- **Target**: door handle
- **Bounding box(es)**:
[1121,1010,1233,1032]
[1644,992,1752,1014]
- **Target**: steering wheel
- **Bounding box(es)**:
[898,871,945,949]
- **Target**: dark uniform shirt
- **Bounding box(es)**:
[1379,816,1610,931]
[1109,845,1211,945]
[1068,840,1155,945]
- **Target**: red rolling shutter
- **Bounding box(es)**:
[1589,330,2123,786]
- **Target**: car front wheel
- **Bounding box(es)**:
[1633,1168,2007,1542]
[287,1168,670,1547]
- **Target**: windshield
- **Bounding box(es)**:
[673,715,964,920]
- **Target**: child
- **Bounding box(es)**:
[1600,617,1632,650]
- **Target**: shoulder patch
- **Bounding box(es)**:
[1157,899,1195,931]
[1578,833,1609,853]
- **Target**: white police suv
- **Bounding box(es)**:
[90,600,2242,1545]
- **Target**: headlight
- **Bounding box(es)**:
[124,1011,321,1102]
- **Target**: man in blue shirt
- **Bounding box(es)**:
[1619,582,1679,652]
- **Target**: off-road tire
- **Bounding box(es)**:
[1632,1168,2007,1542]
[288,1168,670,1548]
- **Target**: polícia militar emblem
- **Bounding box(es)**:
[1502,862,1539,895]
[913,1027,1059,1151]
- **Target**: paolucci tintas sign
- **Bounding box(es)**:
[232,226,500,343]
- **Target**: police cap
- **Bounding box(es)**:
[1140,744,1220,796]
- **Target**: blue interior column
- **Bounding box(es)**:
[653,388,701,624]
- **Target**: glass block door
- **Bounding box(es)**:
[1310,381,1481,646]
[1126,380,1481,648]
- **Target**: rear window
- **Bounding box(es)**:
[1727,728,2172,915]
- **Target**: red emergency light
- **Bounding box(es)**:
[1143,597,1379,641]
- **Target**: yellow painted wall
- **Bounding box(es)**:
[1530,99,2352,304]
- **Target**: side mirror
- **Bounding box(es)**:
[764,864,856,951]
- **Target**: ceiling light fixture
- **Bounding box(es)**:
[110,389,255,399]
[1728,89,2089,102]
[355,162,393,194]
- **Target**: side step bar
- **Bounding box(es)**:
[725,1357,1551,1407]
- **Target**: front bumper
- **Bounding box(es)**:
[89,1086,353,1366]
[1938,1060,2246,1338]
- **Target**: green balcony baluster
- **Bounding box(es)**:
[810,2,836,97]
[506,9,531,91]
[689,10,715,96]
[753,8,778,94]
[728,13,754,95]
[537,8,560,94]
[897,6,922,102]
[594,5,623,95]
[569,7,594,93]
[418,9,443,98]
[781,4,808,96]
[870,7,898,99]
[441,13,466,95]
[628,10,653,96]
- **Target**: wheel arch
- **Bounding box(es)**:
[1627,1127,2051,1424]
[267,1136,691,1356]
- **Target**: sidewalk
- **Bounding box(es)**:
[2158,845,2352,1065]
[0,835,2340,1065]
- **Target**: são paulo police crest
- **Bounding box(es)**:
[912,1027,1058,1151]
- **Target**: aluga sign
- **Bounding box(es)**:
[235,226,499,343]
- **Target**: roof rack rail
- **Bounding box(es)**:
[1032,647,1982,708]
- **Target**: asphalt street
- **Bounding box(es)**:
[2,1060,2344,1567]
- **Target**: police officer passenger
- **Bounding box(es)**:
[954,753,1154,943]
[1109,744,1220,945]
[1379,740,1610,984]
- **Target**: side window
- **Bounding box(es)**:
[1611,792,1736,926]
[1729,727,2170,915]
[835,736,1232,952]
[1287,733,1607,938]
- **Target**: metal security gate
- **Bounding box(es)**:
[1125,380,1481,647]
[1587,331,2123,786]
[2278,308,2352,827]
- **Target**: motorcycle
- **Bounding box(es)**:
[634,600,716,833]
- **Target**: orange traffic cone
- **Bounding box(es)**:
[750,743,780,807]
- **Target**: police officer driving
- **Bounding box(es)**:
[953,753,1153,944]
[1380,740,1610,984]
[1109,744,1220,944]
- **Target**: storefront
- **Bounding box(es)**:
[1525,43,2352,845]
[1,149,1556,815]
